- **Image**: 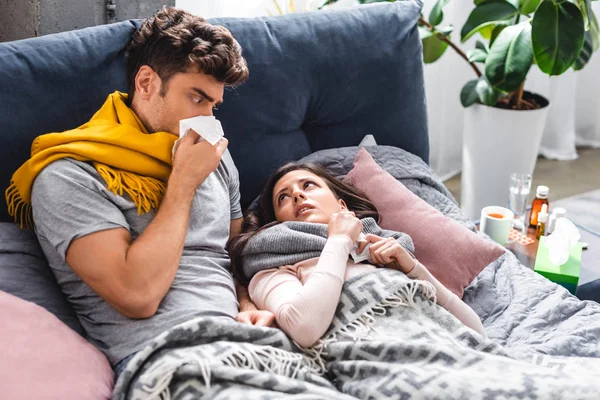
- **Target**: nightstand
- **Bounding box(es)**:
[479,224,600,301]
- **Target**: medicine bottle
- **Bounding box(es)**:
[529,185,549,227]
[536,204,548,240]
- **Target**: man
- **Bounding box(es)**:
[8,7,273,374]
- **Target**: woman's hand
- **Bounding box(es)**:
[362,234,416,274]
[327,211,362,243]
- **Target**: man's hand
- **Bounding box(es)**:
[234,280,276,327]
[236,309,276,327]
[171,130,228,192]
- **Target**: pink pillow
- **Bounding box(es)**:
[344,148,504,298]
[0,291,114,400]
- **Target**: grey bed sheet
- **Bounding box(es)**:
[301,145,600,358]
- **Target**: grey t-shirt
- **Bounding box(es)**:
[31,151,242,365]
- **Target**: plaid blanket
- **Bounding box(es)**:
[113,268,600,399]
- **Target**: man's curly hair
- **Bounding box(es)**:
[126,7,249,99]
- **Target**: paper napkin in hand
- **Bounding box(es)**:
[350,233,371,263]
[172,116,224,159]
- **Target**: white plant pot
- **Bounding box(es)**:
[461,101,550,220]
[539,70,578,160]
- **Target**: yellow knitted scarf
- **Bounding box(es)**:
[6,91,177,228]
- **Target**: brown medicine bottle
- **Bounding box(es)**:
[529,185,549,227]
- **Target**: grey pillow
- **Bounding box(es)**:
[0,223,85,336]
[358,134,377,147]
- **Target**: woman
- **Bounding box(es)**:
[229,162,485,347]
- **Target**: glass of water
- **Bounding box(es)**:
[509,173,532,238]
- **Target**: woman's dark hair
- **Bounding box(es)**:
[228,162,379,285]
[126,7,248,101]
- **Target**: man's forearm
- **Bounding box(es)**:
[236,281,257,311]
[121,174,195,313]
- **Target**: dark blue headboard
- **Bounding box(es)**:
[0,0,428,219]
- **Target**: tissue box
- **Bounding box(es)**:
[534,236,582,295]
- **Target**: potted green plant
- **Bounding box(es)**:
[422,0,599,218]
[321,0,599,219]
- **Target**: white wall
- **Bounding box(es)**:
[176,0,263,18]
[175,0,353,18]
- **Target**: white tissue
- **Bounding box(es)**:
[172,115,224,159]
[544,217,581,265]
[350,233,370,263]
[179,115,224,145]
